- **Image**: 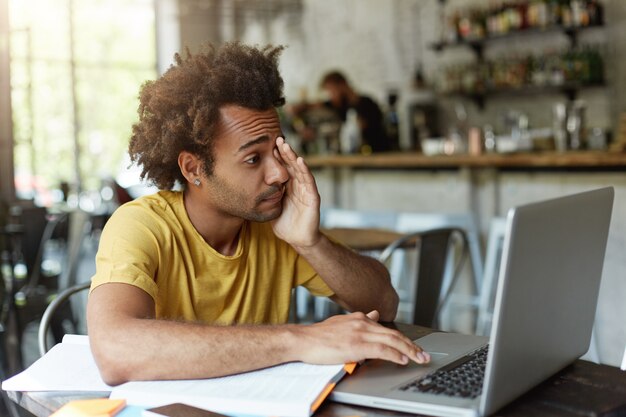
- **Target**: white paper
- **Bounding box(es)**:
[2,334,346,417]
[61,334,90,345]
[111,362,346,417]
[1,335,112,392]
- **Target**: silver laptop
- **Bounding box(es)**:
[331,187,614,417]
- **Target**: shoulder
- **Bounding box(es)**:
[113,190,178,217]
[104,191,182,237]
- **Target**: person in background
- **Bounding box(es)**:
[319,70,392,153]
[86,42,430,385]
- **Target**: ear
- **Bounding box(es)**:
[178,151,203,185]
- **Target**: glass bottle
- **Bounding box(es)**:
[340,109,361,154]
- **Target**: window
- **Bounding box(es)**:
[9,0,156,206]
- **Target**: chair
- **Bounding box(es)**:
[15,209,92,365]
[395,213,483,296]
[11,205,48,281]
[21,211,69,293]
[38,281,90,356]
[56,210,92,290]
[378,227,470,328]
[392,212,483,330]
[0,205,58,372]
[0,242,21,417]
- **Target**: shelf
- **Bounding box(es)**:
[443,81,606,108]
[431,23,604,58]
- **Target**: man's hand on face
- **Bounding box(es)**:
[271,137,322,249]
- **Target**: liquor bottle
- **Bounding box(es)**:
[587,0,603,25]
[384,91,400,151]
[588,45,604,84]
[340,109,361,154]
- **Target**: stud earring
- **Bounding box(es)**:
[193,178,201,187]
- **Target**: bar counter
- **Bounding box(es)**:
[306,150,626,169]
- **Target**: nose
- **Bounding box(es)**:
[265,153,289,186]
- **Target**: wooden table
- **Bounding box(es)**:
[322,227,410,252]
[7,323,626,417]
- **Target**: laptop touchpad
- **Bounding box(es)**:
[426,352,449,359]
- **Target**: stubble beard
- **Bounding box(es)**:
[210,176,284,223]
[248,184,284,222]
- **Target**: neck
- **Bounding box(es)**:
[183,188,243,256]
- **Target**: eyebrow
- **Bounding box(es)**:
[236,136,270,154]
[236,134,284,154]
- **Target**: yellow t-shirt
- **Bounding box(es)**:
[90,191,333,325]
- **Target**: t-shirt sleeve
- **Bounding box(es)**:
[90,204,160,301]
[294,260,334,297]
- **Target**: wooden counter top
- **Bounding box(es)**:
[322,227,409,251]
[305,151,626,169]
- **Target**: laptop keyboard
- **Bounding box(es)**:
[399,345,489,399]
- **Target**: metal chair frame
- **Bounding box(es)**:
[379,227,470,328]
[38,281,90,357]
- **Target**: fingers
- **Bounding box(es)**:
[366,310,380,322]
[334,312,431,365]
[351,330,417,365]
[275,137,314,186]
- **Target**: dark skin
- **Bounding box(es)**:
[87,105,430,385]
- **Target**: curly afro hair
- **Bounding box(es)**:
[129,42,285,190]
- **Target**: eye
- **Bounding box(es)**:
[244,155,260,165]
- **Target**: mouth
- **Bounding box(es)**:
[260,188,284,204]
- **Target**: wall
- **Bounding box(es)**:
[176,0,625,148]
[176,0,426,126]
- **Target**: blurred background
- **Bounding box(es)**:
[2,0,624,205]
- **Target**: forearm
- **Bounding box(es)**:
[89,316,303,385]
[88,283,428,385]
[87,283,307,385]
[294,235,399,321]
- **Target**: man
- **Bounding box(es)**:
[319,71,392,153]
[87,42,429,385]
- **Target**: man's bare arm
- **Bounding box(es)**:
[87,282,427,385]
[271,138,398,321]
[296,236,398,321]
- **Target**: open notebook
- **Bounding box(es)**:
[2,334,352,417]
